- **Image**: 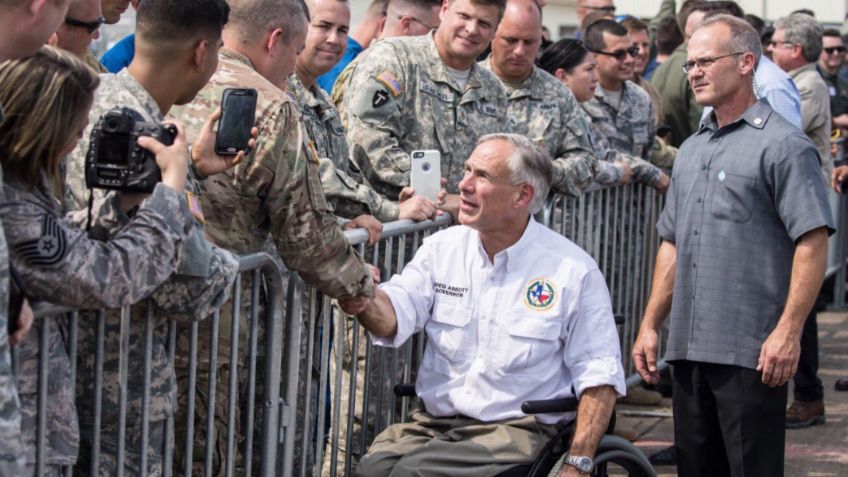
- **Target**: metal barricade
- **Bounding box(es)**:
[19,183,848,477]
[24,252,288,477]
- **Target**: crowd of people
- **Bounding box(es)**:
[0,0,845,476]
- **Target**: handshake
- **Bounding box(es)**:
[338,264,381,316]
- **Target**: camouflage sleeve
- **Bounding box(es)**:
[150,244,239,322]
[552,97,600,196]
[342,42,412,199]
[593,160,624,186]
[331,61,357,129]
[613,150,663,186]
[648,136,677,169]
[64,192,129,234]
[260,105,372,298]
[318,158,400,222]
[1,183,194,309]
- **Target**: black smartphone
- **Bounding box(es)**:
[215,88,257,155]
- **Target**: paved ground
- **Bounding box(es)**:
[616,310,848,476]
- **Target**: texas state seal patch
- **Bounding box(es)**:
[524,278,557,311]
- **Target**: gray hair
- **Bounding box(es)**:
[774,13,823,63]
[477,133,552,214]
[697,13,762,69]
[228,0,309,45]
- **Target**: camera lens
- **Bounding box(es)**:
[413,152,423,158]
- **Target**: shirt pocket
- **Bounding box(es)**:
[710,172,757,223]
[426,299,472,369]
[493,311,562,376]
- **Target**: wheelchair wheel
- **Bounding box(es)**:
[541,435,656,477]
[592,435,655,477]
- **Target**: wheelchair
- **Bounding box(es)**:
[391,312,657,477]
[392,384,655,477]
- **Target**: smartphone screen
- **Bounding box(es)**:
[216,88,257,155]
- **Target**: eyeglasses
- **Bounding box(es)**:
[584,5,616,13]
[681,52,744,74]
[398,15,437,31]
[588,45,639,61]
[64,15,105,35]
[823,46,847,55]
[768,40,796,48]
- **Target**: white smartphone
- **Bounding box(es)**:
[410,150,441,202]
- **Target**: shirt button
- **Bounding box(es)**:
[694,230,699,236]
[702,165,707,170]
[693,263,697,268]
[696,197,702,203]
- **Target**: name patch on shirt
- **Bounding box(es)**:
[524,278,557,311]
[478,102,499,117]
[434,282,468,298]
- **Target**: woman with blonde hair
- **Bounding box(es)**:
[0,45,196,474]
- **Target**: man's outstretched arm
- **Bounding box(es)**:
[556,385,617,477]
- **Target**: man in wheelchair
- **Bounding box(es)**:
[340,134,626,476]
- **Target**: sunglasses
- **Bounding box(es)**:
[588,45,639,61]
[824,46,847,55]
[64,15,105,35]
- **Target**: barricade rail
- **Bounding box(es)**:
[22,183,848,476]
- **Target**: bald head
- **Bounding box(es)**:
[490,0,542,82]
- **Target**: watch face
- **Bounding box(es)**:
[567,455,594,472]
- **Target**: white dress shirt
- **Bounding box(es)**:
[372,218,626,424]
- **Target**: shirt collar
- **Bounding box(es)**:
[698,98,772,134]
[221,47,257,70]
[474,216,540,272]
[424,31,484,94]
[788,62,818,80]
[481,57,541,100]
[115,69,164,120]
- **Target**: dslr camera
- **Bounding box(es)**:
[86,107,176,193]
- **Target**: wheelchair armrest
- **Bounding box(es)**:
[393,383,417,397]
[521,397,579,415]
[614,314,625,325]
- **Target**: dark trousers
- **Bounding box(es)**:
[793,309,823,401]
[671,361,787,477]
[793,279,829,402]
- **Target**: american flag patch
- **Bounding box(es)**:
[376,71,403,97]
[186,191,205,224]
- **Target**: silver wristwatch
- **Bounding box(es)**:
[564,454,593,473]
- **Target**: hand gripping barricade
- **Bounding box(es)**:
[19,183,848,476]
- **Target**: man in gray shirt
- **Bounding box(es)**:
[632,14,833,477]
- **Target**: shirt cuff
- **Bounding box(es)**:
[368,282,414,348]
[570,355,627,399]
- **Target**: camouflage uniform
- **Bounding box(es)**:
[0,174,195,470]
[342,32,509,197]
[288,74,400,221]
[169,47,373,476]
[480,60,615,196]
[581,81,664,186]
[84,51,108,74]
[61,69,239,476]
[581,82,660,323]
[330,54,363,129]
[0,134,25,475]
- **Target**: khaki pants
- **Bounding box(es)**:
[355,406,558,477]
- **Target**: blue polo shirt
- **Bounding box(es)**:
[317,37,364,93]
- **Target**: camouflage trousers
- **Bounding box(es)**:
[320,310,415,477]
[24,464,64,476]
[172,272,271,477]
[77,419,168,476]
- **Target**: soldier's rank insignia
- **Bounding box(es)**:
[15,215,68,266]
[524,278,557,311]
[372,90,390,108]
